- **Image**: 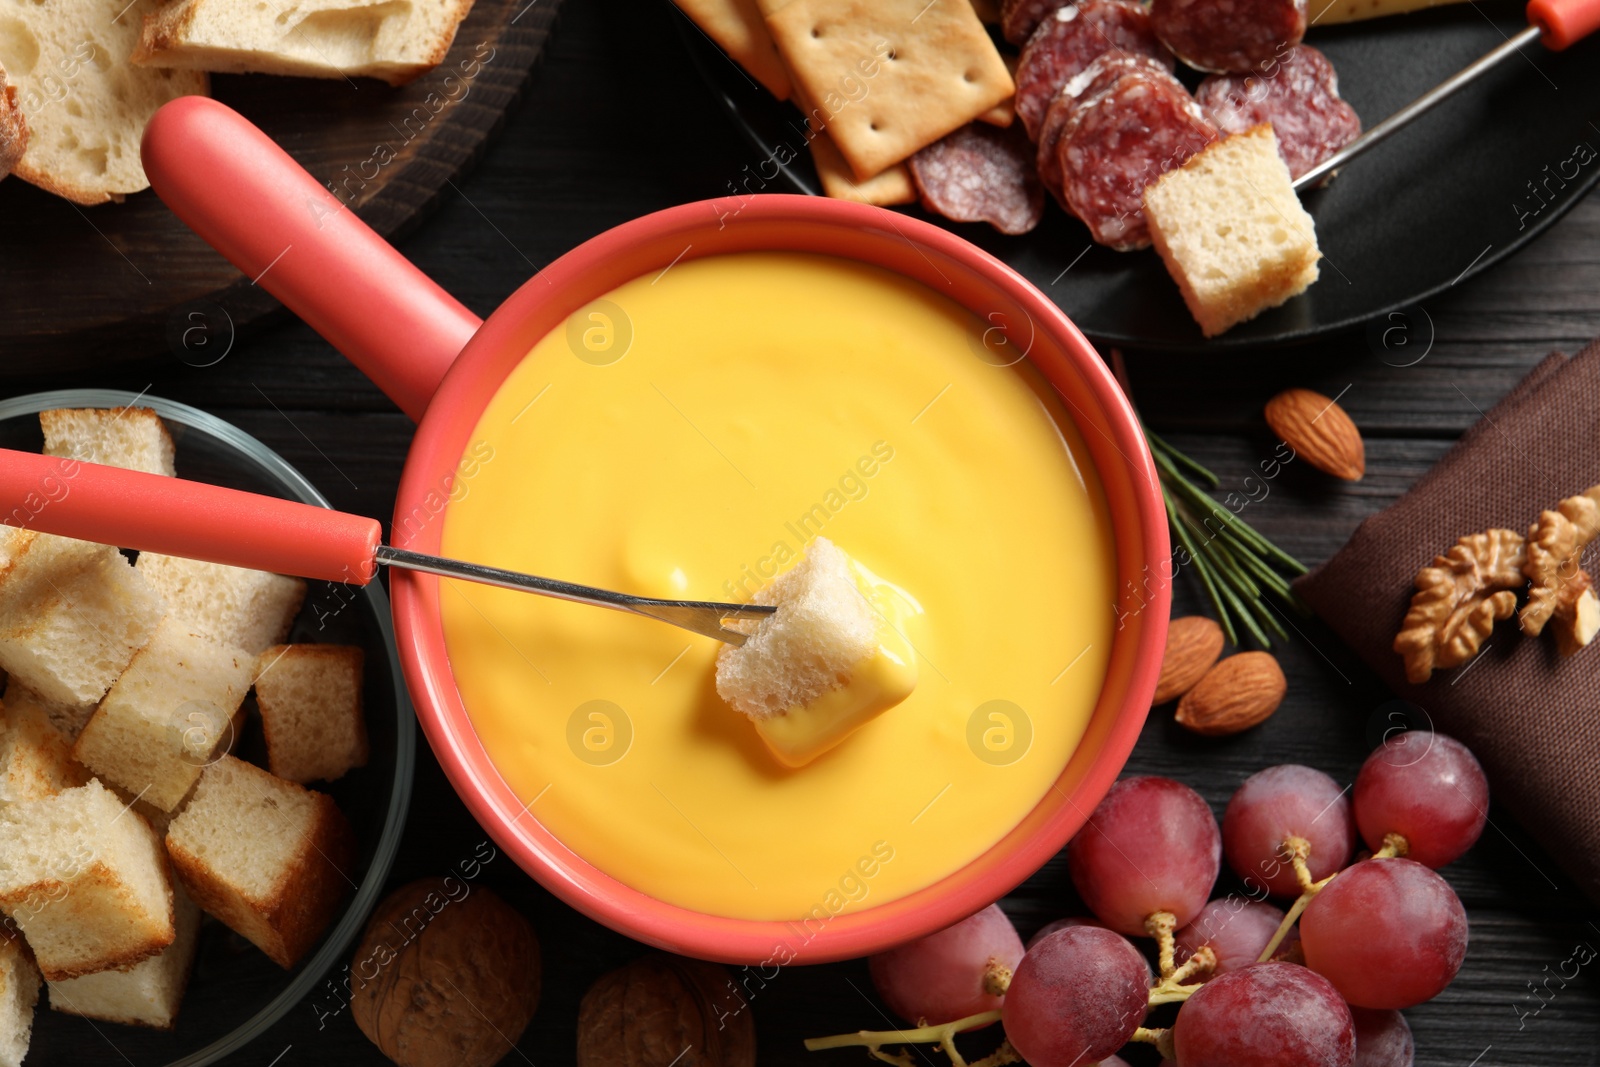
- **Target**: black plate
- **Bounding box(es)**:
[677,5,1600,350]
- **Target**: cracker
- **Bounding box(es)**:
[810,131,915,205]
[978,98,1015,127]
[675,0,793,100]
[763,0,1013,180]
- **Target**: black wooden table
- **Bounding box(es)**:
[15,0,1600,1063]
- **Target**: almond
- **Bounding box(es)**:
[1175,651,1286,736]
[1265,388,1365,481]
[1153,616,1225,705]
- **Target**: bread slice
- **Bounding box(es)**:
[4,683,96,742]
[47,885,198,1030]
[715,537,878,718]
[0,63,27,182]
[73,617,255,812]
[0,780,175,981]
[132,0,476,87]
[40,408,176,478]
[0,530,163,710]
[0,932,39,1067]
[0,698,89,805]
[135,554,305,655]
[255,644,367,783]
[0,0,208,204]
[1143,124,1321,338]
[166,756,354,968]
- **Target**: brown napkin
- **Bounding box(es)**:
[1296,343,1600,904]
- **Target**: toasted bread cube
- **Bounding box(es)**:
[135,554,306,655]
[72,618,254,812]
[48,887,199,1030]
[4,683,96,742]
[0,934,39,1067]
[0,781,175,981]
[39,408,176,478]
[0,531,163,710]
[255,645,367,783]
[0,700,89,805]
[1143,124,1321,338]
[167,757,354,968]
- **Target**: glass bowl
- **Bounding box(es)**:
[0,389,415,1067]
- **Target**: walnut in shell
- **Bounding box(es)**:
[350,879,541,1067]
[1520,485,1600,652]
[577,954,756,1067]
[1393,528,1527,684]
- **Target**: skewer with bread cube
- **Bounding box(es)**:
[0,406,368,1055]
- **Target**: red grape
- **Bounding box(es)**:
[1174,899,1286,979]
[1067,776,1221,935]
[1300,858,1468,1008]
[1354,731,1488,868]
[1002,926,1150,1066]
[1172,962,1356,1067]
[868,904,1024,1025]
[1352,1008,1415,1067]
[1026,916,1102,949]
[1222,765,1355,898]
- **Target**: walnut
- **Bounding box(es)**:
[1520,486,1600,653]
[577,954,756,1067]
[1393,528,1527,683]
[350,879,541,1067]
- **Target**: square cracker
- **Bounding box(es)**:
[675,0,793,100]
[764,0,1013,180]
[810,131,915,205]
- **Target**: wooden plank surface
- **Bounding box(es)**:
[5,0,1597,1064]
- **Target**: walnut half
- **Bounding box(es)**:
[1393,529,1527,684]
[1520,485,1600,657]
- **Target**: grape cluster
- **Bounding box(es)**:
[814,729,1487,1067]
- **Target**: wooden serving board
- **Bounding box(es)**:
[0,0,563,376]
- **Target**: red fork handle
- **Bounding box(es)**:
[0,450,382,585]
[140,97,483,423]
[1528,0,1600,47]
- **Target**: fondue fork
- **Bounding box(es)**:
[0,449,773,646]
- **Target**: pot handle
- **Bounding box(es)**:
[141,97,483,423]
[0,449,382,585]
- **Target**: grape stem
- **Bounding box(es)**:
[1130,1025,1178,1059]
[1140,911,1216,1006]
[1257,832,1411,963]
[804,1011,1004,1067]
[981,958,1013,998]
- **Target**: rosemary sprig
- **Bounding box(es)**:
[1147,426,1309,647]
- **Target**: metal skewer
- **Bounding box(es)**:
[375,545,773,645]
[1293,23,1545,191]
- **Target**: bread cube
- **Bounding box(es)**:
[0,781,175,980]
[0,700,89,805]
[1143,124,1322,338]
[39,407,176,478]
[0,934,39,1067]
[4,683,96,742]
[716,538,881,718]
[48,886,199,1030]
[135,554,306,655]
[255,644,367,783]
[73,618,254,812]
[167,756,355,968]
[0,531,163,710]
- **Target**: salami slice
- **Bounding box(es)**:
[909,123,1046,236]
[1150,0,1307,74]
[1058,71,1219,249]
[1001,0,1064,45]
[1035,53,1179,199]
[1195,45,1361,179]
[1015,0,1174,139]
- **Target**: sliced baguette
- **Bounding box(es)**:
[0,0,208,204]
[133,0,475,87]
[40,407,175,478]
